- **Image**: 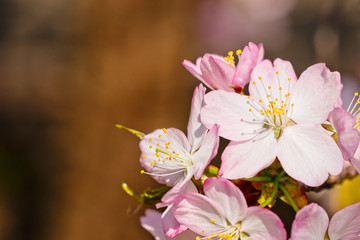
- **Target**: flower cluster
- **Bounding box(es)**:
[120,42,360,239]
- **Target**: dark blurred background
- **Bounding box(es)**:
[0,0,359,239]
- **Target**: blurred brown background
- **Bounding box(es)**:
[0,0,359,239]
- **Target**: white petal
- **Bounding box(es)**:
[242,206,287,240]
[290,63,342,124]
[278,124,343,187]
[289,203,329,240]
[219,129,277,179]
[328,202,360,240]
[203,178,248,225]
[202,90,265,141]
[187,84,207,151]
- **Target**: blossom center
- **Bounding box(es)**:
[245,72,296,139]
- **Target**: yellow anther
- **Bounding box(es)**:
[163,128,167,133]
[206,237,210,240]
[142,155,146,158]
[355,92,359,96]
[210,219,215,223]
[157,143,160,146]
[224,56,229,61]
[149,145,152,149]
[154,161,157,164]
[291,103,294,107]
[165,146,169,149]
[357,100,360,104]
[249,108,252,112]
[288,78,291,81]
[279,87,282,90]
[276,71,279,74]
[150,162,154,166]
[196,237,201,240]
[236,49,242,55]
[228,51,234,56]
[158,134,162,138]
[288,93,291,96]
[140,170,144,174]
[258,76,262,80]
[247,96,251,99]
[266,95,269,98]
[156,153,160,157]
[149,137,153,141]
[261,112,265,115]
[268,86,271,89]
[259,99,262,102]
[202,230,205,233]
[253,81,256,85]
[275,98,278,101]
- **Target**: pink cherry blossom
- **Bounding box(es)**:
[201,59,343,187]
[328,107,360,161]
[183,42,264,93]
[171,177,286,240]
[328,93,360,173]
[139,84,219,187]
[290,202,360,240]
[140,209,198,240]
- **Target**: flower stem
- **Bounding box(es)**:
[278,184,299,212]
[260,181,278,207]
[241,176,273,182]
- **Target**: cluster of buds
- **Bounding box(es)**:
[120,42,360,239]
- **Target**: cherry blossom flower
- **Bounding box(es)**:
[201,59,343,186]
[171,177,286,240]
[290,202,360,240]
[183,42,264,93]
[140,209,198,240]
[328,94,360,173]
[139,84,219,188]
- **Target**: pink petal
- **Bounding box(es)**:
[139,128,191,186]
[187,84,207,151]
[162,205,188,238]
[182,58,204,83]
[171,192,227,236]
[201,90,265,141]
[328,202,360,239]
[200,54,236,92]
[219,130,277,179]
[350,144,360,173]
[140,209,167,240]
[156,181,198,208]
[289,203,329,240]
[329,107,360,160]
[242,206,287,240]
[278,124,343,187]
[249,59,297,107]
[203,178,248,224]
[192,124,219,179]
[290,63,342,124]
[232,42,264,88]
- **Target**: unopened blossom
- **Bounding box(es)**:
[139,84,219,188]
[328,93,360,173]
[290,202,360,240]
[201,59,343,187]
[183,42,263,93]
[171,177,286,240]
[140,209,198,240]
